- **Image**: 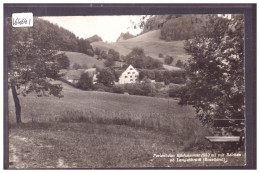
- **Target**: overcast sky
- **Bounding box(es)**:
[40,16,143,42]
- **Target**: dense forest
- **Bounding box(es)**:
[9,17,94,56]
[141,15,209,41]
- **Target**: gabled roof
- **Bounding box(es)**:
[114,65,138,77]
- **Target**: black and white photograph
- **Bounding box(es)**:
[4,4,256,169]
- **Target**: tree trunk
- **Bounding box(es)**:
[10,81,21,123]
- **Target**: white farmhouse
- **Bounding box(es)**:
[117,65,139,84]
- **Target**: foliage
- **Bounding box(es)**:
[104,56,116,67]
[108,49,120,61]
[160,15,208,41]
[96,69,115,87]
[77,38,94,56]
[158,53,164,58]
[7,18,64,123]
[164,55,174,65]
[139,69,186,84]
[169,86,185,98]
[180,14,245,135]
[77,72,93,90]
[124,78,154,96]
[112,85,125,94]
[97,50,108,60]
[56,53,70,69]
[86,49,94,57]
[175,60,185,68]
[94,47,101,55]
[11,18,79,52]
[72,63,82,70]
[92,83,112,92]
[125,47,163,69]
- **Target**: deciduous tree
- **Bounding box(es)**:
[180,14,245,135]
[7,19,63,123]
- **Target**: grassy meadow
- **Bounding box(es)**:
[92,30,190,66]
[8,82,246,168]
[64,52,105,69]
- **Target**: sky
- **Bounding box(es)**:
[40,16,144,42]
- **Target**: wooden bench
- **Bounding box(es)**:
[205,136,241,143]
[205,119,244,151]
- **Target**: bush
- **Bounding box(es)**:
[176,60,184,68]
[164,55,174,65]
[108,49,120,61]
[94,47,101,55]
[77,73,93,90]
[124,79,153,96]
[72,63,81,70]
[93,83,112,92]
[158,53,164,58]
[169,86,185,98]
[86,49,94,57]
[56,53,70,69]
[104,55,116,67]
[96,69,115,87]
[112,85,125,94]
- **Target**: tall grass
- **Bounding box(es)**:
[54,109,210,144]
[8,83,212,150]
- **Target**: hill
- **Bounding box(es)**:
[8,82,245,168]
[92,30,190,67]
[87,34,103,43]
[64,52,105,69]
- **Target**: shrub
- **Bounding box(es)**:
[124,79,153,96]
[96,69,115,87]
[164,55,174,65]
[169,86,186,98]
[176,60,185,68]
[72,63,81,70]
[104,55,115,67]
[94,47,101,55]
[112,85,125,94]
[77,73,93,90]
[56,53,70,69]
[86,49,94,57]
[158,53,164,58]
[93,83,112,92]
[108,49,120,61]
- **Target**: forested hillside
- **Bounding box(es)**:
[10,17,94,56]
[140,15,208,41]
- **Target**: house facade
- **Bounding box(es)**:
[118,65,139,84]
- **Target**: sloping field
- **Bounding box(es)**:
[64,52,105,69]
[8,82,196,128]
[8,82,245,168]
[92,30,190,65]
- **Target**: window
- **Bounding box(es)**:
[130,79,133,81]
[130,68,133,70]
[130,76,132,78]
[125,76,127,78]
[132,72,135,74]
[128,72,130,74]
[135,75,138,77]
